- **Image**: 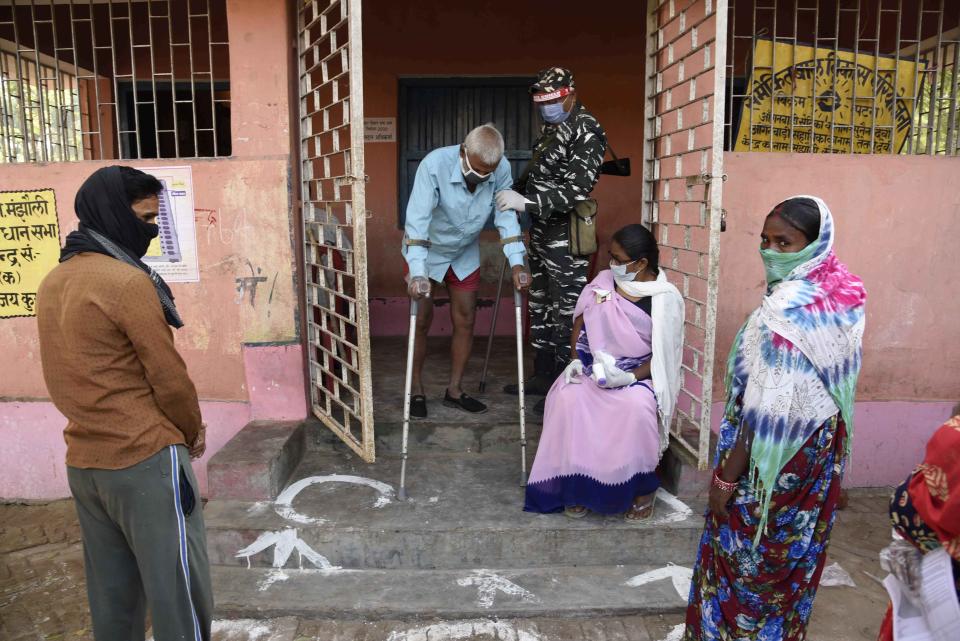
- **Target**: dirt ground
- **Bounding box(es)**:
[0,491,892,641]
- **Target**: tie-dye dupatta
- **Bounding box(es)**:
[722,196,866,540]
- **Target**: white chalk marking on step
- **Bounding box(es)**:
[274,474,395,523]
[256,569,289,592]
[385,619,543,641]
[210,620,279,641]
[658,623,685,641]
[820,562,856,587]
[625,563,693,601]
[273,505,326,526]
[235,528,340,571]
[456,569,539,609]
[247,501,270,515]
[646,488,694,526]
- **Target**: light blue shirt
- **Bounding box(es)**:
[402,145,525,281]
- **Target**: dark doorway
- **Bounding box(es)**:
[397,76,539,228]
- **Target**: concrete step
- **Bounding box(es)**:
[212,563,689,621]
[205,449,704,571]
[182,614,685,641]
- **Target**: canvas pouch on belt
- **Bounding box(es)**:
[568,198,598,256]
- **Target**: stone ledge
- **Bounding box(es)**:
[207,420,306,501]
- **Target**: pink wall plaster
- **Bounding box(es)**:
[242,343,308,421]
[0,401,251,500]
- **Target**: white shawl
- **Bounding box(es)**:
[616,269,685,454]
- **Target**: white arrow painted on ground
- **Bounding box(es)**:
[624,563,693,601]
[647,488,694,526]
[235,528,340,571]
[386,619,543,641]
[456,570,540,609]
[273,474,395,525]
[658,623,685,641]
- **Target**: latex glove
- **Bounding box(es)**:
[563,359,584,384]
[495,189,529,212]
[591,350,637,389]
[407,276,431,300]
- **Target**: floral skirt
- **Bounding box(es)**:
[683,416,846,641]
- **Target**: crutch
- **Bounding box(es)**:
[478,257,508,393]
[514,270,530,486]
[398,279,430,501]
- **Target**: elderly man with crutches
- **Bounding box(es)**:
[401,123,529,420]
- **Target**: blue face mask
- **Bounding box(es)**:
[540,102,571,124]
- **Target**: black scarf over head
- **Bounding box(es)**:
[61,166,184,328]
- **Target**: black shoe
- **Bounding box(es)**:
[504,373,555,396]
[410,394,427,419]
[443,390,488,414]
[533,397,546,416]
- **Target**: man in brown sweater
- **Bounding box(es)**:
[37,166,212,641]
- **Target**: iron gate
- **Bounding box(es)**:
[296,0,375,462]
[645,0,729,469]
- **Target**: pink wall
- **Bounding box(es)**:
[0,401,250,499]
[714,153,960,484]
[0,0,307,500]
[717,153,960,400]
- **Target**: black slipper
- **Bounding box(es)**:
[410,394,427,419]
[443,390,488,414]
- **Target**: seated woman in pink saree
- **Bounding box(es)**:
[524,225,684,522]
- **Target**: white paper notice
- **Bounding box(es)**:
[141,166,199,283]
[883,548,960,641]
[885,574,935,641]
[920,548,960,641]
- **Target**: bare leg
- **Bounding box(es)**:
[411,288,435,396]
[446,286,477,397]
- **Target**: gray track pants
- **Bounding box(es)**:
[68,444,213,641]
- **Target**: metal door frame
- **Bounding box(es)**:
[296,0,375,462]
[644,0,729,469]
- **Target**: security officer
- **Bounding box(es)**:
[495,67,606,414]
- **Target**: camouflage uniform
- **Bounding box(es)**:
[522,68,606,371]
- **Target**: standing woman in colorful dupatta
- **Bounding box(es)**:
[683,196,866,641]
[524,224,684,521]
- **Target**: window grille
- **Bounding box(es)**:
[725,0,960,155]
[0,0,231,164]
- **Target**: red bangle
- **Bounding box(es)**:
[712,472,737,493]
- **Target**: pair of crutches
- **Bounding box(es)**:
[398,259,529,500]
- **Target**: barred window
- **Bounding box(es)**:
[725,1,960,155]
[0,0,231,164]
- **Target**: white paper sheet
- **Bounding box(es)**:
[920,548,960,641]
[883,548,960,641]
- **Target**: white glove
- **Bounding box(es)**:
[563,359,584,384]
[591,350,637,389]
[406,276,430,300]
[495,189,530,212]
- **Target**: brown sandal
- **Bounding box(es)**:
[624,498,656,523]
[563,506,588,519]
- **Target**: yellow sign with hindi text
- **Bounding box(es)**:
[734,39,920,154]
[0,189,59,318]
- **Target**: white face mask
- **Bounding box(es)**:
[610,259,639,283]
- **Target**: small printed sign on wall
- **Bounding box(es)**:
[364,118,396,143]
